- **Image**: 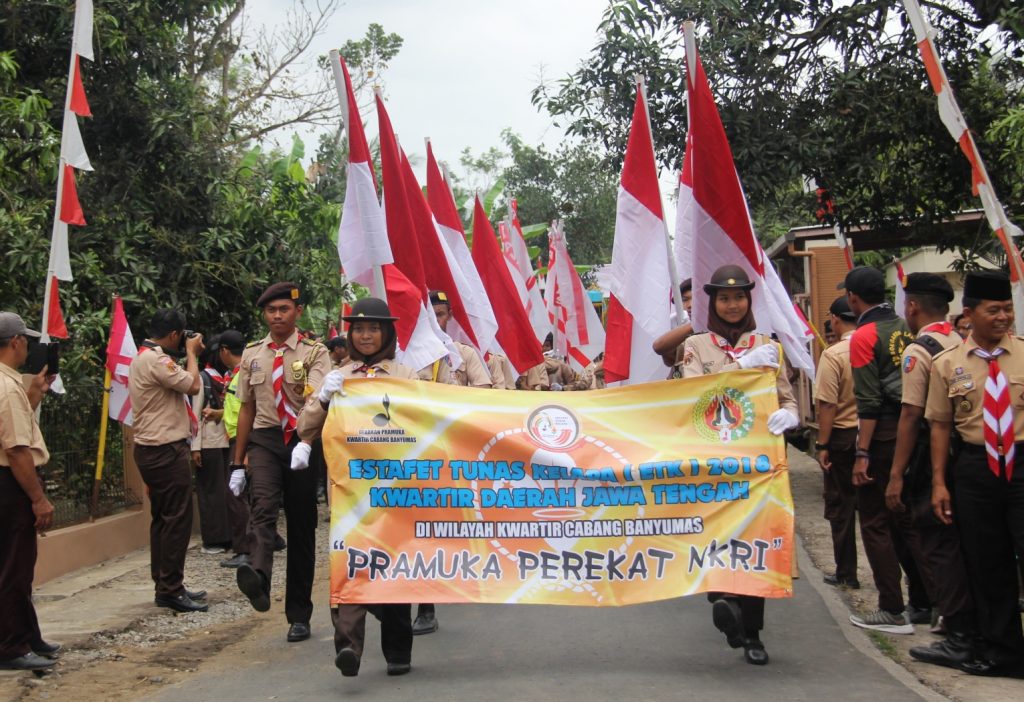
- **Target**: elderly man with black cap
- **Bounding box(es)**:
[230,282,332,643]
[840,266,930,635]
[925,271,1024,677]
[814,296,861,590]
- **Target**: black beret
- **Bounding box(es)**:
[963,271,1011,303]
[903,272,954,302]
[256,282,301,308]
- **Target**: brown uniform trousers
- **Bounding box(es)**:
[226,439,253,555]
[332,604,413,665]
[134,441,193,598]
[823,427,859,583]
[195,446,232,547]
[0,469,42,659]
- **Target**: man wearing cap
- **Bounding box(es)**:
[231,283,331,643]
[215,330,254,569]
[129,309,209,613]
[430,290,491,389]
[814,296,861,590]
[926,271,1024,676]
[841,266,928,634]
[0,313,60,671]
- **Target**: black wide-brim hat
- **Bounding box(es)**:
[703,265,755,294]
[342,297,399,322]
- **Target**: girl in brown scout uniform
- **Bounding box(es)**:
[680,265,800,666]
[295,297,418,678]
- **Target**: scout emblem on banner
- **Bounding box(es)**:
[323,371,794,607]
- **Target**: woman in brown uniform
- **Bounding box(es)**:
[680,265,800,666]
[295,297,418,678]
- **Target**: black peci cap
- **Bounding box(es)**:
[837,266,885,299]
[963,270,1011,303]
[903,272,954,302]
[828,295,857,321]
[256,282,301,308]
[703,265,754,294]
[342,297,398,322]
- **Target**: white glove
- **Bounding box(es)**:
[229,469,246,497]
[767,408,800,435]
[318,370,346,403]
[291,441,312,470]
[739,344,779,370]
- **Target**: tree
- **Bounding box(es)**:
[533,0,1024,249]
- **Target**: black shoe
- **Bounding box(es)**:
[236,564,270,612]
[412,611,438,635]
[958,658,1024,678]
[743,638,770,665]
[31,641,62,659]
[155,593,209,613]
[186,588,207,601]
[274,534,287,551]
[905,605,932,625]
[909,634,973,669]
[712,599,744,649]
[387,662,411,676]
[335,647,360,677]
[220,553,250,569]
[287,622,311,642]
[0,653,56,670]
[823,573,861,589]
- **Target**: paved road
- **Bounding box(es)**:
[146,569,930,702]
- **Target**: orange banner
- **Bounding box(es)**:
[323,370,794,606]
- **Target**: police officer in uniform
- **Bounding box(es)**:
[231,283,331,643]
[295,297,417,677]
[926,271,1024,677]
[680,265,800,665]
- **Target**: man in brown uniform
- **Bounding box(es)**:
[430,291,492,389]
[232,283,331,643]
[485,352,516,390]
[128,309,208,613]
[0,313,59,671]
[926,271,1024,677]
[814,296,860,589]
[518,361,550,390]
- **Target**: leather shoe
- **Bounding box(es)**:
[220,553,250,569]
[236,564,270,612]
[823,574,860,589]
[743,638,770,665]
[412,611,438,635]
[0,652,56,671]
[909,634,973,669]
[287,622,311,642]
[387,662,411,676]
[958,658,1024,678]
[274,534,287,551]
[712,598,744,649]
[155,593,209,613]
[31,641,62,659]
[905,605,932,625]
[186,588,207,601]
[335,647,360,677]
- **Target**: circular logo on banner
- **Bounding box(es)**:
[525,405,581,451]
[694,387,755,444]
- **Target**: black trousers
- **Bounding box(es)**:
[708,593,764,636]
[0,469,41,660]
[824,428,858,582]
[952,444,1024,665]
[246,428,318,624]
[332,604,413,664]
[195,446,232,547]
[226,439,253,555]
[135,441,193,597]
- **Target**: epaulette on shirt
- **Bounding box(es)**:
[246,340,262,348]
[300,337,321,347]
[932,344,959,361]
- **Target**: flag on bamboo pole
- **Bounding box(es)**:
[46,278,69,340]
[425,141,499,356]
[546,221,605,371]
[678,26,815,374]
[902,0,1024,332]
[105,296,137,425]
[374,92,450,372]
[604,80,673,385]
[471,196,545,375]
[501,200,550,342]
[893,258,908,317]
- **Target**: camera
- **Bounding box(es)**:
[25,340,60,376]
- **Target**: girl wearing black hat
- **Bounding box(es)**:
[679,265,800,666]
[294,298,418,678]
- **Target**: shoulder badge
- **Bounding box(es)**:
[903,356,916,374]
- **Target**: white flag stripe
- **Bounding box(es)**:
[72,0,95,61]
[62,111,93,171]
[433,218,498,355]
[338,160,392,286]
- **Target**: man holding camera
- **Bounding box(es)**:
[128,309,208,613]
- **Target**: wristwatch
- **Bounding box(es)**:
[814,442,828,451]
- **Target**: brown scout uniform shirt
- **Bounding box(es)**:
[0,362,49,466]
[901,323,961,409]
[417,357,453,384]
[486,353,515,390]
[297,358,419,442]
[128,344,196,446]
[236,330,331,431]
[191,378,229,450]
[680,332,798,412]
[518,362,550,391]
[450,342,492,388]
[814,332,857,430]
[926,334,1024,445]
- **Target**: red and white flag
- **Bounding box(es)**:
[893,258,909,317]
[501,200,550,343]
[677,28,815,374]
[604,81,674,385]
[47,278,69,340]
[105,296,138,426]
[546,222,605,371]
[425,141,499,355]
[471,197,545,375]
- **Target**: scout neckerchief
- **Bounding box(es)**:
[140,342,198,438]
[353,363,384,378]
[268,341,298,444]
[920,321,953,336]
[710,332,755,361]
[972,345,1015,481]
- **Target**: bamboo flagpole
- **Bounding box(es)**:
[89,368,112,519]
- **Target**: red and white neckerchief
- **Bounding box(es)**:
[353,363,383,378]
[268,341,298,444]
[973,346,1015,481]
[204,365,226,384]
[710,333,755,361]
[921,321,953,336]
[140,344,198,438]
